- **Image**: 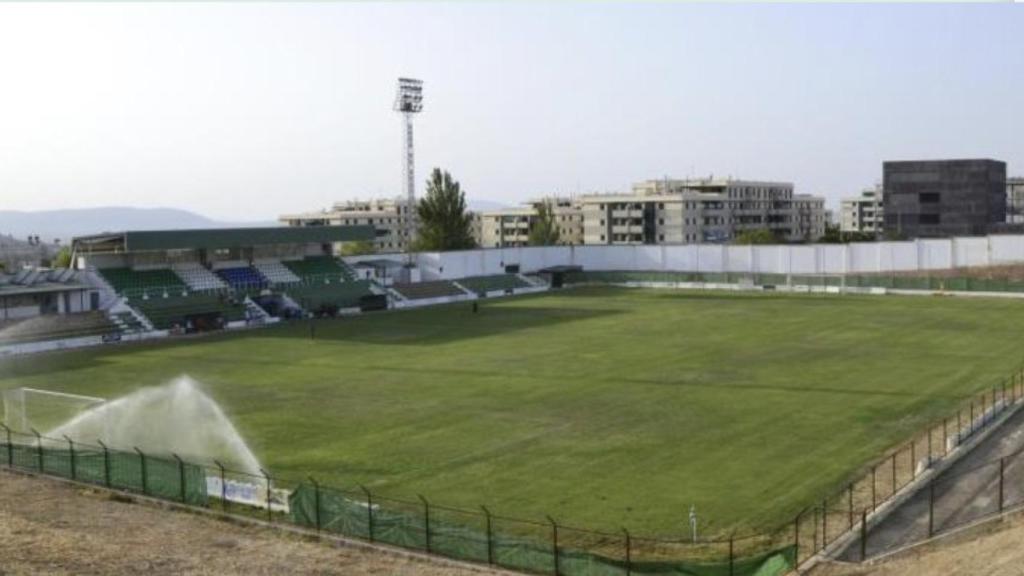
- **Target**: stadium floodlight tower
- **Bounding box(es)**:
[394,77,424,258]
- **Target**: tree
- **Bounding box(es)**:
[340,240,376,256]
[820,223,880,244]
[53,246,72,268]
[733,229,780,245]
[528,199,561,246]
[414,168,477,251]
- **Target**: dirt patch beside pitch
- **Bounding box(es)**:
[0,469,502,576]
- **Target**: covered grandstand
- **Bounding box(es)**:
[71,225,381,333]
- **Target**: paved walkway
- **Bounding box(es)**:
[837,406,1024,561]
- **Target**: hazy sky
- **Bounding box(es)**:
[0,3,1021,221]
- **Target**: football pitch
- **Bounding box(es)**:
[3,286,1024,537]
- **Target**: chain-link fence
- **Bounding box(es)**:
[564,271,1024,295]
[0,425,796,576]
[795,372,1024,565]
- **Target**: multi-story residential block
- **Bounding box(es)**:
[580,179,826,245]
[840,185,884,235]
[883,159,1007,238]
[477,198,584,248]
[280,198,415,253]
[1007,177,1024,224]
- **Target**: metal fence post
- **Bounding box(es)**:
[32,428,43,472]
[418,494,431,553]
[927,429,932,467]
[999,457,1005,512]
[482,506,494,566]
[215,460,227,511]
[622,528,631,576]
[98,440,110,487]
[860,510,868,562]
[729,534,735,576]
[943,418,948,456]
[309,476,321,534]
[810,507,816,552]
[63,435,76,480]
[134,447,147,494]
[0,423,11,467]
[848,483,854,529]
[958,410,963,444]
[891,453,897,495]
[546,516,559,576]
[871,466,877,511]
[260,468,272,522]
[970,401,975,435]
[173,453,186,503]
[821,498,827,550]
[928,481,935,537]
[360,484,374,542]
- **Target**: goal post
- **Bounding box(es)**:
[1,387,106,436]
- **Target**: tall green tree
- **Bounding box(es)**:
[414,168,477,251]
[53,246,72,268]
[528,199,561,246]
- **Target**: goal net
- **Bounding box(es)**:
[1,388,106,436]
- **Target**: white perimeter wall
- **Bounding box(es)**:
[372,234,1024,281]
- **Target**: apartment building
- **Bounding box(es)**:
[280,198,415,253]
[580,179,826,245]
[477,198,584,248]
[840,185,884,235]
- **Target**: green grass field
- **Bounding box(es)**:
[3,287,1024,537]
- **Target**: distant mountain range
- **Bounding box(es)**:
[0,208,277,243]
[0,200,513,245]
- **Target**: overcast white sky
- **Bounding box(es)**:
[0,3,1021,221]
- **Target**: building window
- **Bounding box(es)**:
[919,192,940,204]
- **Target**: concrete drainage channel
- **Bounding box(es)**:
[804,398,1024,571]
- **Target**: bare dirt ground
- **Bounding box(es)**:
[811,511,1024,576]
[0,469,503,576]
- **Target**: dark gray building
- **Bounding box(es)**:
[883,159,1007,238]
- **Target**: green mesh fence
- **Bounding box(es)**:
[566,271,1024,298]
[289,484,796,576]
[1,438,207,506]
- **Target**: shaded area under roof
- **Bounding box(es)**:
[353,258,406,269]
[73,225,376,252]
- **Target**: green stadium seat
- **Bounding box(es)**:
[285,280,375,312]
[133,293,246,330]
[99,267,187,299]
[392,281,466,300]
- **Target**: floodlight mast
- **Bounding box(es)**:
[394,78,424,259]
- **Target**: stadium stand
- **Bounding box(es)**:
[456,274,531,296]
[98,268,187,299]
[215,267,268,291]
[392,280,467,301]
[171,263,227,292]
[0,312,117,345]
[132,293,246,330]
[284,280,375,312]
[283,256,352,283]
[253,261,301,285]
